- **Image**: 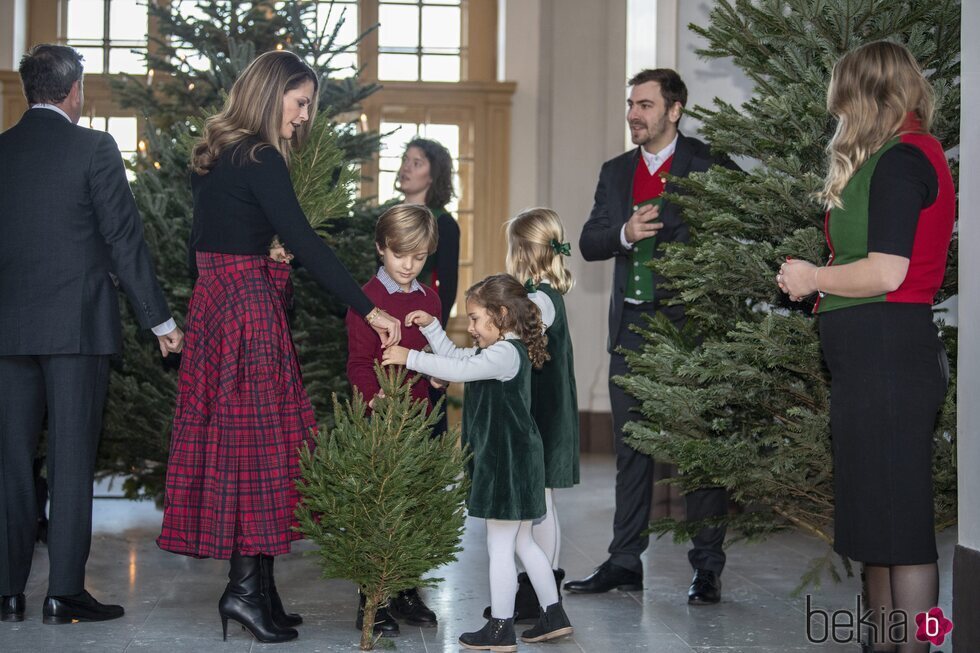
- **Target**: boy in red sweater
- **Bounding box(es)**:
[344,203,443,636]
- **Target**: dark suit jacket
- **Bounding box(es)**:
[0,108,170,355]
[579,132,738,353]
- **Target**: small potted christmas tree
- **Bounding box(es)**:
[296,365,469,650]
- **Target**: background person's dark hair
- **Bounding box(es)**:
[18,45,84,105]
[627,68,687,109]
[406,137,455,208]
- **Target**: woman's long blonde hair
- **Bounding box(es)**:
[819,41,934,209]
[505,208,574,294]
[191,50,319,174]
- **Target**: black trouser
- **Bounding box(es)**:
[607,302,728,575]
[0,354,110,596]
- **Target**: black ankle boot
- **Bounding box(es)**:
[355,590,400,637]
[520,600,573,643]
[389,587,437,626]
[260,555,302,627]
[483,568,566,622]
[459,616,517,651]
[218,552,298,643]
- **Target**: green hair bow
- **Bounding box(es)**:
[550,239,571,256]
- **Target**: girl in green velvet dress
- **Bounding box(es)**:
[500,208,580,622]
[382,274,574,651]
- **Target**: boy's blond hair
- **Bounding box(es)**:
[375,204,439,254]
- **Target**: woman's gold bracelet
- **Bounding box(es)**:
[366,307,381,325]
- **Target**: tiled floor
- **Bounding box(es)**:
[1,454,955,652]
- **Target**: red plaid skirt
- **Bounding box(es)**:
[157,252,316,559]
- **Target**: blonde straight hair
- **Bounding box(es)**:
[505,208,574,295]
[819,41,934,209]
[191,50,318,174]
[375,203,438,254]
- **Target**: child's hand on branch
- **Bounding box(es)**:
[382,345,410,367]
[367,389,386,410]
[405,310,435,328]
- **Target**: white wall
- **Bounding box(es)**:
[502,0,752,413]
[958,0,980,551]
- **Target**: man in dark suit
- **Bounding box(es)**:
[0,44,183,624]
[568,69,733,604]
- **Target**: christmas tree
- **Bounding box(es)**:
[295,366,469,650]
[97,1,384,498]
[618,0,960,588]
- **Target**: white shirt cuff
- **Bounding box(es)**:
[151,318,177,336]
[620,224,634,251]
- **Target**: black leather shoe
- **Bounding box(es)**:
[520,600,573,643]
[219,552,297,643]
[259,555,302,627]
[389,587,437,626]
[2,594,25,622]
[563,561,642,594]
[42,590,124,624]
[355,591,400,637]
[687,569,721,605]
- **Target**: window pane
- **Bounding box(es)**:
[107,116,138,153]
[422,124,459,158]
[83,116,107,131]
[378,171,399,204]
[380,122,419,157]
[110,0,148,41]
[379,4,419,49]
[421,5,460,50]
[173,0,211,23]
[76,47,105,74]
[425,0,461,5]
[420,55,459,82]
[67,0,104,41]
[108,47,146,74]
[378,53,418,81]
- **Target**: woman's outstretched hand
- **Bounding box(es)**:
[368,309,401,347]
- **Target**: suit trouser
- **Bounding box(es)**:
[0,354,110,596]
[607,302,728,575]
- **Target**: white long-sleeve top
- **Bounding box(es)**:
[406,320,521,382]
[527,281,556,329]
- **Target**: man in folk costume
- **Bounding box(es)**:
[570,69,735,604]
[0,45,182,625]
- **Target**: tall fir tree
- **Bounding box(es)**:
[618,0,960,588]
[97,0,384,498]
[296,367,469,650]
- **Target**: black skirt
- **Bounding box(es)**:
[819,302,947,565]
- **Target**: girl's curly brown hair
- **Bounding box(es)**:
[465,274,550,369]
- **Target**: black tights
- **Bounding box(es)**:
[864,562,939,653]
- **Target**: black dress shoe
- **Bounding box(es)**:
[687,569,721,605]
[459,617,516,652]
[42,590,124,624]
[563,561,642,594]
[2,594,25,622]
[388,587,437,626]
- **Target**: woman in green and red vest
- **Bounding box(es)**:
[779,42,954,653]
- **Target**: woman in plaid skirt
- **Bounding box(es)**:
[156,50,401,644]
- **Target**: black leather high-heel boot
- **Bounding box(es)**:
[218,552,298,643]
[260,555,303,627]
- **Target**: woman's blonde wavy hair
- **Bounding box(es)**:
[505,208,574,295]
[819,41,934,209]
[191,50,319,174]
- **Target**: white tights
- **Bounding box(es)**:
[531,488,560,567]
[486,519,559,619]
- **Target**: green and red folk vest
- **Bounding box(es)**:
[815,131,954,314]
[625,154,673,303]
